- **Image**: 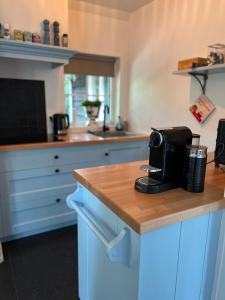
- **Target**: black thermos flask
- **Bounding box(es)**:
[182,145,208,193]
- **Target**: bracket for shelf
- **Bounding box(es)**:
[189,72,208,95]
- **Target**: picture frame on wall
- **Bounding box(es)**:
[189,94,216,123]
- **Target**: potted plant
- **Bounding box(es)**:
[81,99,102,126]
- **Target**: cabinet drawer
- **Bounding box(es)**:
[0,145,106,172]
[7,164,75,181]
[9,172,75,194]
[52,146,106,165]
[7,159,107,194]
[10,184,76,212]
[12,198,71,224]
[10,205,75,235]
[0,151,56,172]
[7,185,76,235]
[107,146,144,164]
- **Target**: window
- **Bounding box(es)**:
[64,74,112,126]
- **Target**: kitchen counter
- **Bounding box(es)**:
[69,156,225,299]
[0,132,149,151]
[73,159,225,234]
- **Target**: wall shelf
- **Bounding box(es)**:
[173,63,225,76]
[0,39,78,67]
[173,63,225,94]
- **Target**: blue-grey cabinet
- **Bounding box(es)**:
[68,185,222,300]
[0,140,148,241]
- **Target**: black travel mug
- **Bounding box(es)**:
[182,145,208,193]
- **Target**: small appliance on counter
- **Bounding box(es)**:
[215,119,225,167]
[135,126,208,194]
[50,113,70,136]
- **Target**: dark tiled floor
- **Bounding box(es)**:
[0,226,78,300]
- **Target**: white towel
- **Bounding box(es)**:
[0,242,3,263]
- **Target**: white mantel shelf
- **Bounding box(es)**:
[173,63,225,76]
[0,39,78,67]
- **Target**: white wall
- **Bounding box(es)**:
[0,0,69,133]
[0,0,68,35]
[69,0,130,120]
[128,0,225,150]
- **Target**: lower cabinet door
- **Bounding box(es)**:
[76,189,139,300]
[78,217,139,300]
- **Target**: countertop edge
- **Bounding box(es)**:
[0,134,149,152]
[140,200,225,233]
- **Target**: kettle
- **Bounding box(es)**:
[50,113,70,135]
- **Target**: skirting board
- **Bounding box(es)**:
[0,242,3,263]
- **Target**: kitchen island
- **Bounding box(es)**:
[67,160,225,300]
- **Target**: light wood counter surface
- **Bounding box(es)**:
[73,160,225,234]
[0,132,148,151]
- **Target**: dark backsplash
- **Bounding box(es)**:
[0,78,47,145]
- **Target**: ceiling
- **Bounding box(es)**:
[75,0,153,12]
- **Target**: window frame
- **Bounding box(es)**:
[64,74,115,128]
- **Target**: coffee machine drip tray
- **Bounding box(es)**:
[135,176,178,194]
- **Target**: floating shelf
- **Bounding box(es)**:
[173,63,225,76]
[0,39,78,67]
[173,63,225,94]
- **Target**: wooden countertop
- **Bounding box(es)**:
[0,132,149,151]
[73,159,225,234]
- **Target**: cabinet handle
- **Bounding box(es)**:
[55,169,60,173]
[54,155,59,159]
[56,198,61,203]
[105,152,109,156]
[67,188,131,267]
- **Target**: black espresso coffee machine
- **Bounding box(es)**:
[135,126,193,194]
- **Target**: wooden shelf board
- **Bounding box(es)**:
[173,63,225,76]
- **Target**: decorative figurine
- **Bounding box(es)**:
[61,33,68,47]
[32,33,41,43]
[23,31,32,42]
[43,19,50,44]
[3,23,10,39]
[53,21,60,46]
[14,30,23,41]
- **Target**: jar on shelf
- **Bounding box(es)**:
[61,33,68,47]
[207,43,225,65]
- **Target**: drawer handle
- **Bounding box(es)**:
[56,198,61,203]
[67,188,131,267]
[55,169,60,173]
[54,155,59,159]
[105,152,109,156]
